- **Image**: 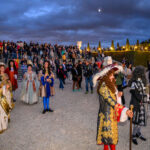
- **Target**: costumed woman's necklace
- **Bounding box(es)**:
[45,69,49,75]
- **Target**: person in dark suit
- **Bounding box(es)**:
[3,47,8,64]
[77,60,83,89]
[71,64,79,91]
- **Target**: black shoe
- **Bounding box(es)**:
[13,99,16,102]
[85,91,88,94]
[132,138,138,145]
[91,90,93,94]
[42,110,46,114]
[136,133,147,141]
[47,108,54,112]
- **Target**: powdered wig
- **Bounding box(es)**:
[128,65,147,86]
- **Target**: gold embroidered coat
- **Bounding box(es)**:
[96,83,123,145]
[0,74,14,109]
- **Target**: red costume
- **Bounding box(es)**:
[0,42,3,48]
[5,68,18,91]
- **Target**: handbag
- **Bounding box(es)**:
[64,75,66,79]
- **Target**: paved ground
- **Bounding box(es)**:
[0,78,150,150]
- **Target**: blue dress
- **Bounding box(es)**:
[41,75,54,98]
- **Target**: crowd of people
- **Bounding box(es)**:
[0,40,149,150]
[0,40,104,134]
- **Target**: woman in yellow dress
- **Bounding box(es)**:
[0,63,14,110]
[0,83,11,133]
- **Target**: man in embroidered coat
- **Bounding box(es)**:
[93,64,133,150]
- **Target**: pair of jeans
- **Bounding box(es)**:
[12,53,17,59]
[85,76,93,92]
[4,57,8,64]
[28,56,32,60]
[43,97,50,110]
[59,78,64,89]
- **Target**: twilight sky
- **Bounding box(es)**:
[0,0,150,47]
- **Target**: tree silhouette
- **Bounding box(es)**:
[126,38,130,51]
[117,42,120,50]
[98,41,101,52]
[111,40,115,51]
[87,42,90,51]
[136,40,140,50]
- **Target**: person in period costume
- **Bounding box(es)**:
[0,63,14,110]
[128,66,148,145]
[103,57,125,105]
[5,60,18,102]
[40,61,54,114]
[21,64,40,104]
[93,63,133,150]
[147,60,150,83]
[0,85,11,134]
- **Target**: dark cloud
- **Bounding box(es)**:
[0,0,150,47]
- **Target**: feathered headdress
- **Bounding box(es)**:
[93,64,123,87]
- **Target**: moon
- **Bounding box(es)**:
[98,8,101,13]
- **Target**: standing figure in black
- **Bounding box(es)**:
[147,60,150,83]
[77,60,82,89]
[129,66,148,145]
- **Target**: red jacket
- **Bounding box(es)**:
[5,67,18,90]
[0,42,3,47]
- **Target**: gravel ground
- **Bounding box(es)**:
[0,78,149,150]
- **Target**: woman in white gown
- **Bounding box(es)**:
[0,87,10,133]
[21,64,39,104]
